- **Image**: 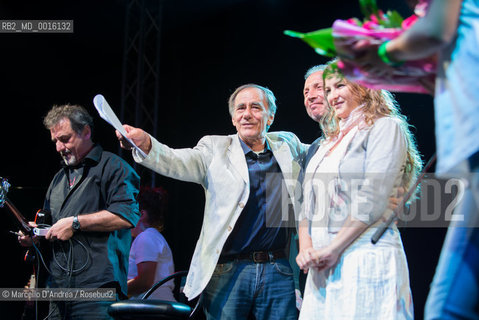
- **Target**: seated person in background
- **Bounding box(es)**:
[127,186,176,301]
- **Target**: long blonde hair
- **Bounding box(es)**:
[320,64,423,195]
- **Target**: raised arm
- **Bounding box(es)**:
[117,124,152,155]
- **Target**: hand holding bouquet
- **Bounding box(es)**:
[285,0,435,94]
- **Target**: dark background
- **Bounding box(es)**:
[1,0,443,319]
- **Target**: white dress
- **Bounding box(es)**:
[299,112,414,320]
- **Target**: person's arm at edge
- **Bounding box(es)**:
[386,0,463,61]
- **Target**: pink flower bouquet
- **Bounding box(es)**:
[284,0,435,94]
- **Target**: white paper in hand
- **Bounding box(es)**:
[93,94,147,158]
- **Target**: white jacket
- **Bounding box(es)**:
[133,131,308,299]
[303,116,407,230]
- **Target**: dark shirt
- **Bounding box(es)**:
[44,144,140,297]
[303,137,322,171]
[221,139,288,256]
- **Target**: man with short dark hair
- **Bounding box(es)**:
[19,104,140,319]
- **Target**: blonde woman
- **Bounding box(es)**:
[297,65,422,319]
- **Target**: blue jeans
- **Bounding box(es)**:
[202,258,298,320]
[425,165,479,319]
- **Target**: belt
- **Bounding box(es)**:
[219,249,286,264]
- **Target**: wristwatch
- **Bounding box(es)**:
[72,216,81,232]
